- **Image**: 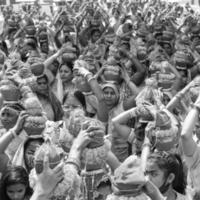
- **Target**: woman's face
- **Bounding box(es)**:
[6,183,26,200]
[178,69,188,87]
[60,65,73,83]
[24,140,43,171]
[91,31,101,43]
[103,87,118,109]
[63,95,84,119]
[36,77,48,94]
[40,42,49,54]
[163,44,173,56]
[0,109,18,130]
[145,161,166,189]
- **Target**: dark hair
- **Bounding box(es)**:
[91,28,101,37]
[147,152,186,194]
[63,90,86,111]
[52,59,60,69]
[24,137,44,153]
[0,166,33,200]
[37,74,48,83]
[59,62,73,72]
[24,137,44,171]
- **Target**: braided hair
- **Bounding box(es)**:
[147,152,186,194]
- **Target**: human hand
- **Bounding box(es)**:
[95,67,105,79]
[9,73,25,86]
[120,66,130,83]
[57,45,68,56]
[34,152,64,197]
[72,128,92,152]
[12,111,29,135]
[74,60,91,78]
[143,178,165,200]
[74,60,88,71]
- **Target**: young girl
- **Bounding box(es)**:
[0,166,33,200]
[145,152,187,200]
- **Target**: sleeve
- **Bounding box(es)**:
[184,145,200,169]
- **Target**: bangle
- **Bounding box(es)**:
[87,75,96,82]
[66,157,80,172]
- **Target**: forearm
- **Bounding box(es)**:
[167,82,191,111]
[181,107,198,156]
[13,27,23,39]
[43,52,59,69]
[181,107,198,139]
[87,74,104,102]
[141,137,151,172]
[0,129,16,154]
[112,107,137,125]
[125,79,139,95]
[106,151,121,173]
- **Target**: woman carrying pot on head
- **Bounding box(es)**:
[0,102,27,160]
[0,110,45,174]
[73,59,139,162]
[58,62,75,103]
[104,150,187,200]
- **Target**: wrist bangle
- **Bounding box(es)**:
[66,157,80,172]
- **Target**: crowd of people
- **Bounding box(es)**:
[1,0,200,199]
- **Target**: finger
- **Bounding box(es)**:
[43,151,50,170]
[86,126,100,132]
[88,130,104,137]
[86,126,105,132]
[19,111,28,116]
[20,113,29,119]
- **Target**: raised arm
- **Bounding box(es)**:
[181,93,200,156]
[112,107,138,140]
[119,49,146,86]
[74,63,109,122]
[0,112,28,154]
